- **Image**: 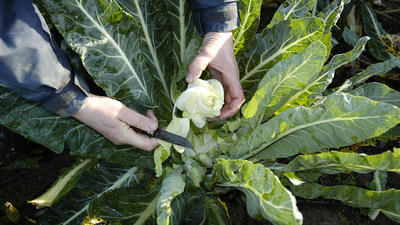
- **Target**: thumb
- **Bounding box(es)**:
[186,52,213,83]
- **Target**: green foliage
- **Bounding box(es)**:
[282,149,400,175]
[210,159,302,225]
[1,0,400,224]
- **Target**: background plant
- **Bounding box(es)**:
[0,0,400,224]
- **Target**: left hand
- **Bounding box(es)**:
[186,31,245,120]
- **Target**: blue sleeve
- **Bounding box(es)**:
[188,0,240,35]
[0,0,89,117]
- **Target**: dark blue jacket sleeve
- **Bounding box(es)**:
[0,0,88,117]
[189,0,240,34]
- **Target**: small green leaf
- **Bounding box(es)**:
[267,0,316,28]
[349,82,400,107]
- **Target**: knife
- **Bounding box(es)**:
[133,127,194,150]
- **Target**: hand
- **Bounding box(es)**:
[186,31,245,120]
[73,94,159,151]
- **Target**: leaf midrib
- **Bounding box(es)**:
[75,0,149,98]
[241,114,391,159]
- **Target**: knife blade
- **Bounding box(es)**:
[133,127,193,150]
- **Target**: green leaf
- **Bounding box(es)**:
[205,197,232,225]
[233,0,262,54]
[232,92,400,160]
[40,0,172,118]
[28,159,93,209]
[342,26,359,47]
[0,88,154,167]
[165,0,202,83]
[243,41,327,124]
[347,57,400,86]
[89,186,159,225]
[115,0,172,104]
[2,156,42,171]
[316,0,348,55]
[184,158,206,187]
[290,183,400,223]
[157,167,185,225]
[281,150,400,174]
[240,17,324,83]
[37,163,149,225]
[169,181,206,225]
[210,159,303,225]
[360,0,392,61]
[267,0,316,28]
[275,37,369,114]
[349,82,400,107]
[154,146,171,177]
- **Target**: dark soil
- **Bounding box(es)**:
[0,126,75,224]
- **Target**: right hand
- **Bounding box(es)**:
[73,94,159,151]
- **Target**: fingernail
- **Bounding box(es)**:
[149,120,157,131]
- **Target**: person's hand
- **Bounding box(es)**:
[73,94,159,151]
[186,31,245,120]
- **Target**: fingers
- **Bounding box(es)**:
[119,107,158,133]
[124,127,159,151]
[186,53,213,83]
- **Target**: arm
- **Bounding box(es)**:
[187,0,245,120]
[0,1,88,117]
[0,0,158,150]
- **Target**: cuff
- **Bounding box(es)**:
[41,73,89,117]
[193,2,240,35]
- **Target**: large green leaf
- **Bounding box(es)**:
[282,149,400,174]
[40,0,171,118]
[0,88,153,167]
[88,186,159,225]
[349,82,400,107]
[239,17,324,83]
[243,41,327,125]
[290,183,400,223]
[210,159,303,225]
[115,0,173,106]
[38,163,150,225]
[267,0,316,28]
[275,37,369,114]
[231,92,400,160]
[233,0,262,54]
[164,0,202,83]
[157,167,185,225]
